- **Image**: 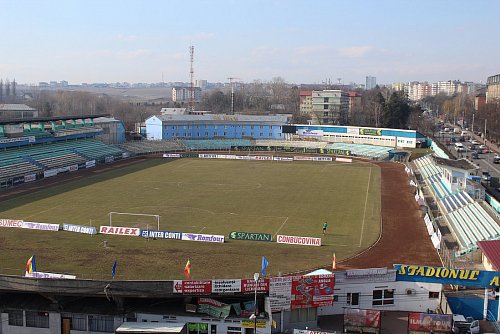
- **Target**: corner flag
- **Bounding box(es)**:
[332,253,337,270]
[184,259,191,279]
[112,260,117,279]
[261,256,269,277]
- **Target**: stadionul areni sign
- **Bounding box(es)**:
[394,264,500,288]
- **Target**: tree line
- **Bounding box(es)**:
[0,78,17,102]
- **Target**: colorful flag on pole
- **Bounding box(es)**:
[332,253,337,270]
[112,260,117,279]
[184,259,191,279]
[261,256,269,277]
[26,255,36,274]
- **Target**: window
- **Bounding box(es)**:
[347,292,360,306]
[227,326,242,334]
[372,289,394,306]
[260,133,263,137]
[224,132,227,136]
[290,308,317,323]
[429,291,439,299]
[71,314,87,331]
[8,310,23,326]
[26,311,49,328]
[324,104,329,109]
[269,133,272,137]
[188,323,209,334]
[205,132,209,136]
[323,111,329,116]
[324,97,329,102]
[89,315,114,333]
[250,125,254,130]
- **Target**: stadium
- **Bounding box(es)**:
[0,111,499,334]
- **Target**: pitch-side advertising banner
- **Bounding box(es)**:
[99,226,140,236]
[163,153,181,158]
[141,230,182,240]
[394,264,500,288]
[22,222,60,231]
[181,233,224,243]
[85,160,96,168]
[229,231,273,242]
[43,169,58,178]
[24,174,36,182]
[298,129,324,137]
[408,313,452,333]
[273,156,293,161]
[290,274,335,309]
[26,272,77,279]
[277,235,322,246]
[0,219,23,228]
[63,223,97,235]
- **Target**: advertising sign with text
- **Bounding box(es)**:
[229,231,273,242]
[0,219,23,228]
[22,221,60,232]
[212,279,241,293]
[269,276,293,311]
[291,274,335,309]
[24,174,36,182]
[63,223,97,235]
[86,160,96,168]
[182,233,224,243]
[408,313,452,333]
[241,278,270,293]
[99,226,140,236]
[277,235,321,246]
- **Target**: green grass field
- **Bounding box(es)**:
[0,158,381,280]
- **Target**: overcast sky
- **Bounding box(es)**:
[1,0,499,85]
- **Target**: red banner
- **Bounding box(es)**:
[344,309,381,329]
[179,280,212,294]
[408,313,452,333]
[241,278,270,293]
[290,274,335,309]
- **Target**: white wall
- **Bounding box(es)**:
[0,312,60,334]
[145,116,164,140]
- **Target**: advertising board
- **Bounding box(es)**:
[63,223,97,235]
[181,233,224,243]
[69,164,78,172]
[241,278,270,293]
[0,219,23,228]
[25,272,77,279]
[85,160,96,168]
[24,174,36,182]
[198,298,231,319]
[344,309,381,333]
[22,221,60,231]
[99,226,140,236]
[273,157,293,161]
[298,129,324,137]
[229,231,273,242]
[290,274,335,309]
[43,169,58,178]
[212,279,241,293]
[173,278,270,294]
[140,230,182,240]
[359,128,382,136]
[408,313,452,333]
[269,276,293,311]
[173,280,212,294]
[163,153,181,158]
[242,320,267,328]
[105,156,114,163]
[277,235,321,246]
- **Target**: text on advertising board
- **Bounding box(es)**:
[63,224,97,235]
[22,222,60,231]
[99,226,140,236]
[0,219,23,228]
[290,274,335,309]
[141,230,182,239]
[277,235,321,246]
[229,231,273,242]
[408,313,452,333]
[393,264,500,288]
[181,233,224,243]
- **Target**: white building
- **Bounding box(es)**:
[365,76,377,90]
[311,90,349,125]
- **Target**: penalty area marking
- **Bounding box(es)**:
[358,167,372,247]
[198,226,207,233]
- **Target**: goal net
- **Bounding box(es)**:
[108,212,160,231]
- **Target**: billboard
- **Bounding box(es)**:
[408,313,452,333]
[394,264,500,288]
[0,219,23,228]
[344,309,381,333]
[229,231,273,242]
[198,298,231,319]
[173,280,212,294]
[277,235,321,246]
[181,233,224,243]
[269,276,293,311]
[173,278,270,294]
[290,274,335,309]
[359,128,382,136]
[99,226,140,236]
[85,160,96,168]
[26,272,76,279]
[163,153,181,158]
[63,223,97,235]
[140,230,182,240]
[298,129,324,137]
[22,221,60,231]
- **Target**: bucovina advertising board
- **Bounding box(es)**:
[229,231,273,242]
[408,313,452,333]
[359,128,382,136]
[394,264,500,288]
[277,235,322,246]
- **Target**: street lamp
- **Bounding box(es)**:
[252,272,260,334]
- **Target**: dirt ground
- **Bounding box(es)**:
[339,161,442,269]
[0,156,442,271]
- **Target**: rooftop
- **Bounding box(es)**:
[477,240,500,271]
[0,103,36,111]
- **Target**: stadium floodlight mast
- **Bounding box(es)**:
[108,212,160,231]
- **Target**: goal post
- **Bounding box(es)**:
[108,212,160,231]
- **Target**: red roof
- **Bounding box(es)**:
[477,240,500,270]
[299,91,312,96]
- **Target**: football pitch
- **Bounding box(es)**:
[0,158,381,280]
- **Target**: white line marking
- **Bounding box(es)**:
[273,216,289,237]
[198,226,206,233]
[23,204,63,219]
[359,167,372,247]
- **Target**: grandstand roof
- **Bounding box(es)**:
[477,240,500,270]
[0,113,110,125]
[150,114,288,123]
[432,157,478,171]
[0,103,36,111]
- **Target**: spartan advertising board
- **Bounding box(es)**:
[22,221,60,232]
[229,231,273,242]
[290,274,335,309]
[0,219,23,228]
[181,233,224,243]
[254,155,273,160]
[173,280,212,294]
[140,230,182,240]
[63,223,97,235]
[85,160,96,168]
[99,226,141,236]
[277,235,322,246]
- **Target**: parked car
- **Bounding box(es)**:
[471,152,479,159]
[452,314,479,334]
[494,154,500,164]
[482,171,492,182]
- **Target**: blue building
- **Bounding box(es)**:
[145,114,288,140]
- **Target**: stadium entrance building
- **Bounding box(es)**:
[283,125,426,149]
[145,114,288,141]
